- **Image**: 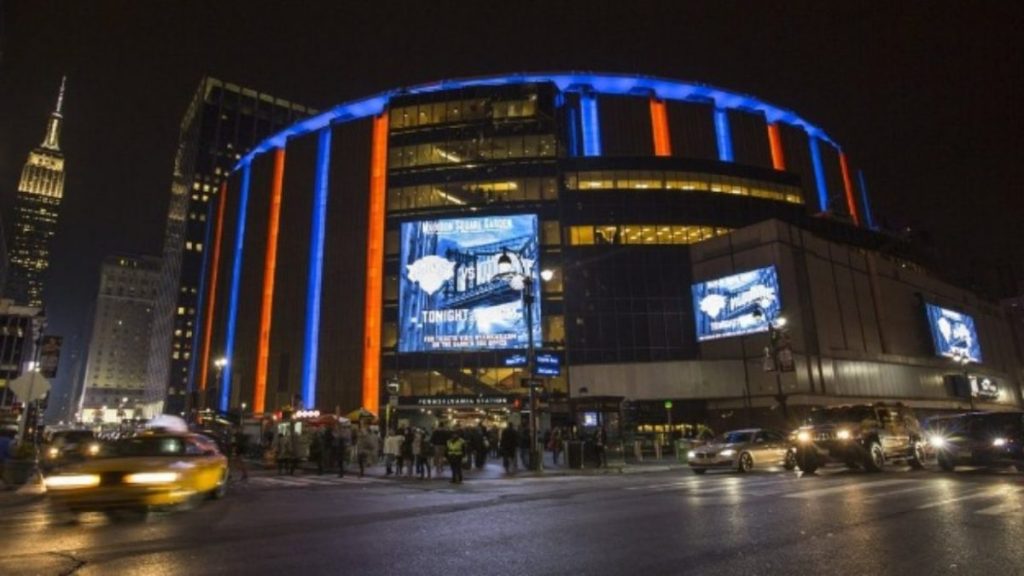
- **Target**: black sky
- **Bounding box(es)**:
[1,1,1022,408]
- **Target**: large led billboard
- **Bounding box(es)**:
[925,303,982,362]
[399,214,541,352]
[692,266,781,342]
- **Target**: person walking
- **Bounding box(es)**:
[594,425,608,468]
[383,429,403,475]
[412,427,429,479]
[356,425,377,478]
[446,428,467,484]
[519,422,532,470]
[430,421,451,476]
[273,423,299,475]
[400,426,415,477]
[500,423,519,473]
[474,423,489,470]
[548,427,563,466]
[336,423,351,478]
[320,427,335,475]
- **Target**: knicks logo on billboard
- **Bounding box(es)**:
[405,255,455,295]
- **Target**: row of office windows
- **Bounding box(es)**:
[567,225,732,246]
[564,170,803,204]
[387,177,558,211]
[389,95,539,131]
[388,134,557,170]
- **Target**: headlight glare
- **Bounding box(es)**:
[44,474,101,489]
[87,443,101,456]
[929,435,946,448]
[836,429,851,441]
[993,438,1007,447]
[719,449,736,457]
[797,431,811,443]
[47,447,59,458]
[687,450,696,459]
[124,472,179,485]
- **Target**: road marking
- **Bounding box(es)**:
[916,487,1018,510]
[861,484,932,502]
[784,479,913,499]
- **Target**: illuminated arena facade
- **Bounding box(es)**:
[193,73,1021,428]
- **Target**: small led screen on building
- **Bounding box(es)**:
[399,214,541,352]
[925,303,982,362]
[692,266,781,341]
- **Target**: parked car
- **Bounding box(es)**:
[793,403,925,473]
[926,411,1024,472]
[687,428,796,474]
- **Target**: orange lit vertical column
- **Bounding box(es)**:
[767,123,786,170]
[362,115,388,416]
[253,147,286,414]
[199,181,229,392]
[839,152,861,226]
[649,98,672,156]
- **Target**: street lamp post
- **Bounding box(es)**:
[753,303,789,423]
[498,248,551,471]
[212,357,228,412]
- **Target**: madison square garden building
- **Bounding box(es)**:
[194,73,1023,431]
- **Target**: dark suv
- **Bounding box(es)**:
[926,411,1024,472]
[793,404,925,473]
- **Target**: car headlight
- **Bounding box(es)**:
[47,447,59,459]
[719,449,736,458]
[797,431,811,443]
[993,438,1007,447]
[87,443,101,456]
[687,450,696,459]
[44,474,101,490]
[836,429,851,441]
[124,472,180,485]
[929,435,946,448]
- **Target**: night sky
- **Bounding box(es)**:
[1,1,1021,413]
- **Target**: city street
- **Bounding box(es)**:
[2,464,1021,575]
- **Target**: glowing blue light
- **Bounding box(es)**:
[221,160,252,411]
[809,136,829,212]
[857,170,877,230]
[566,106,579,157]
[579,91,601,157]
[300,128,331,409]
[714,108,733,162]
[233,73,837,172]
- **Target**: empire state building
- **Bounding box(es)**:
[5,77,67,308]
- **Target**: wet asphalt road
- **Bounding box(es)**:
[2,463,1022,576]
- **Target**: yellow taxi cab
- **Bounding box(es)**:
[44,431,228,511]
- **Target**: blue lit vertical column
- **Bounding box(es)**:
[808,136,829,212]
[579,91,602,157]
[300,127,331,409]
[857,170,877,230]
[714,108,733,162]
[220,161,252,411]
[187,197,216,396]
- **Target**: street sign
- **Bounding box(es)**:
[521,378,545,388]
[535,353,561,376]
[9,373,51,402]
[664,400,673,409]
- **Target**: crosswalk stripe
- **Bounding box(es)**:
[916,487,1017,510]
[784,479,912,499]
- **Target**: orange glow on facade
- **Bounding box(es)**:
[649,98,672,157]
[839,152,860,226]
[199,181,228,392]
[254,148,286,413]
[362,115,388,416]
[767,123,786,170]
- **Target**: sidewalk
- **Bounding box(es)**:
[243,454,688,482]
[0,470,46,509]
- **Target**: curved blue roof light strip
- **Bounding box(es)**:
[300,128,332,409]
[233,73,837,172]
[221,160,253,411]
[714,108,733,163]
[809,136,829,212]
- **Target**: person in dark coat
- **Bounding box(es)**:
[500,423,519,473]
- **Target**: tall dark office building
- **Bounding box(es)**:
[146,78,313,414]
[5,77,67,308]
